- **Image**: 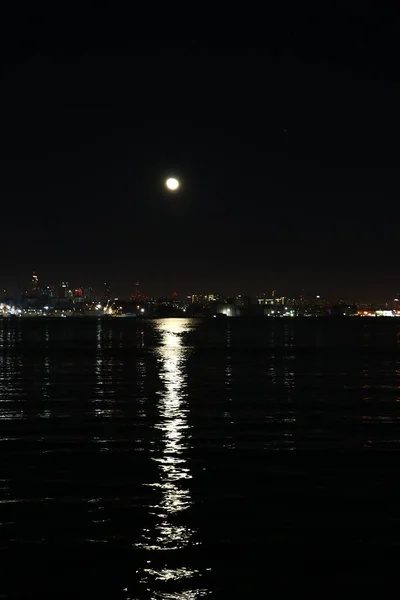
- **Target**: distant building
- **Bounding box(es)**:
[52,298,74,310]
[31,271,40,296]
[41,285,54,298]
[73,288,84,303]
[103,282,111,303]
[58,282,69,298]
[132,281,140,298]
[83,287,93,301]
[236,295,251,308]
[331,304,358,316]
[190,293,219,304]
[256,295,285,306]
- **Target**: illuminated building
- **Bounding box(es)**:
[133,281,140,298]
[357,309,399,317]
[83,287,93,301]
[103,282,111,303]
[190,294,218,304]
[58,282,69,298]
[257,295,285,306]
[31,271,40,295]
[41,285,54,298]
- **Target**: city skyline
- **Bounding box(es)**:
[1,268,399,306]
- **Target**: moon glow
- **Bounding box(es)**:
[166,177,180,191]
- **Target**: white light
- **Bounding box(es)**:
[166,177,180,191]
[140,308,145,313]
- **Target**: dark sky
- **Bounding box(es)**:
[1,6,400,301]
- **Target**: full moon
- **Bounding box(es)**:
[166,177,180,191]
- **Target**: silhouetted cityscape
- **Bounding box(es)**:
[1,271,399,318]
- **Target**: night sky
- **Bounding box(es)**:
[1,7,399,301]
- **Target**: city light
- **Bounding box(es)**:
[1,271,400,319]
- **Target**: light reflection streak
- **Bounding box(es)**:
[136,322,147,422]
[264,324,278,450]
[93,320,115,419]
[0,322,24,422]
[269,325,277,386]
[361,335,373,447]
[223,322,235,450]
[282,322,296,450]
[137,319,207,597]
[150,319,193,542]
[38,323,51,419]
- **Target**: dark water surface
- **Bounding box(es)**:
[1,317,400,597]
